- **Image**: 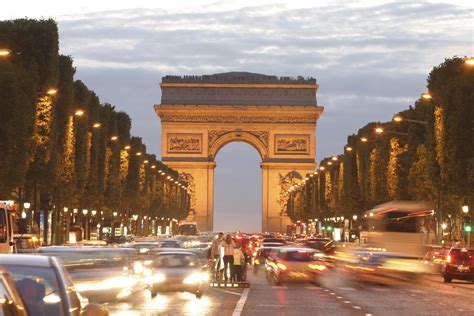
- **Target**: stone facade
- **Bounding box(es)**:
[154,72,324,232]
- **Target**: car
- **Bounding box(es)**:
[0,254,107,316]
[0,267,28,316]
[147,251,209,298]
[442,247,474,283]
[253,246,283,274]
[423,246,449,273]
[13,234,40,253]
[265,247,329,285]
[123,242,161,255]
[160,240,183,248]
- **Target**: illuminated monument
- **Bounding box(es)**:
[155,72,323,232]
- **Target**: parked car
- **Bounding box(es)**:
[0,254,108,315]
[442,247,474,283]
[147,251,209,298]
[0,267,28,316]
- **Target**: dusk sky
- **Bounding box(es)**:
[3,1,472,232]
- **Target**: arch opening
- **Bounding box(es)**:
[214,141,262,233]
[209,130,268,162]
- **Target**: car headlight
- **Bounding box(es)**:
[133,262,144,274]
[147,273,166,285]
[183,273,210,284]
[139,248,149,253]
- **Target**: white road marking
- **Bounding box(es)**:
[457,309,465,312]
[305,286,320,290]
[215,289,242,296]
[330,292,336,295]
[232,288,249,316]
[271,286,288,289]
[337,287,356,291]
[344,301,351,304]
[337,296,343,299]
[353,306,362,309]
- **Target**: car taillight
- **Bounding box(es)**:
[276,262,287,270]
[446,255,451,263]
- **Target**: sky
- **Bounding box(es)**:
[2,0,473,231]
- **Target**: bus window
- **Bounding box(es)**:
[0,209,6,243]
[385,212,417,233]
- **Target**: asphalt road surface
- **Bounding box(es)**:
[83,267,474,315]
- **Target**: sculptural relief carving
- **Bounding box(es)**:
[161,115,315,124]
[275,134,310,154]
[167,133,202,153]
[278,171,303,215]
[179,172,197,211]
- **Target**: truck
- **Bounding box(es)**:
[0,200,17,253]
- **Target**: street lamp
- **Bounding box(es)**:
[352,215,358,221]
[360,137,368,142]
[421,92,432,99]
[462,205,469,214]
[0,48,12,56]
[113,211,118,217]
[110,136,118,141]
[441,223,447,230]
[392,115,428,125]
[93,123,101,128]
[345,146,353,152]
[132,214,138,221]
[74,109,84,116]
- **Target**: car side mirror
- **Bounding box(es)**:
[82,303,109,316]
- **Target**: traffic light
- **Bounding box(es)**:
[464,224,472,233]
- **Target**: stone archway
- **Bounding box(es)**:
[155,72,323,232]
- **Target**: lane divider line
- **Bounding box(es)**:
[232,288,249,316]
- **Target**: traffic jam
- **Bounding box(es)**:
[1,200,473,315]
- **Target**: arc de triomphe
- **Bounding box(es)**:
[154,72,323,232]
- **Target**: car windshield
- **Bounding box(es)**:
[3,265,66,316]
[280,251,317,262]
[154,254,200,268]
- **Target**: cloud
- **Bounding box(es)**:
[54,1,471,162]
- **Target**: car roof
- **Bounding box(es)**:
[155,250,197,256]
[39,246,136,252]
[0,254,53,267]
[278,247,320,252]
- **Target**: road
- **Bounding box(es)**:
[83,267,474,315]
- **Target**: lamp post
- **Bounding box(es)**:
[82,209,89,240]
[132,214,138,236]
[63,207,69,244]
[462,205,471,247]
[112,211,118,238]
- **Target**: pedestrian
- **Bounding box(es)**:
[232,243,245,282]
[210,232,224,280]
[223,234,236,282]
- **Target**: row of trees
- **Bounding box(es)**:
[0,19,190,236]
[287,57,474,225]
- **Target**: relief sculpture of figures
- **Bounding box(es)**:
[275,135,309,154]
[168,134,202,153]
[277,171,302,215]
[179,172,197,211]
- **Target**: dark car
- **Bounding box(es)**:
[304,238,336,253]
[253,246,283,274]
[0,255,107,316]
[442,247,474,283]
[265,247,329,285]
[147,251,209,298]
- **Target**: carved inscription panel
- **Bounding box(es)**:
[167,133,202,153]
[274,134,310,154]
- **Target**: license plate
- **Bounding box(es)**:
[457,266,469,272]
[288,271,310,280]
